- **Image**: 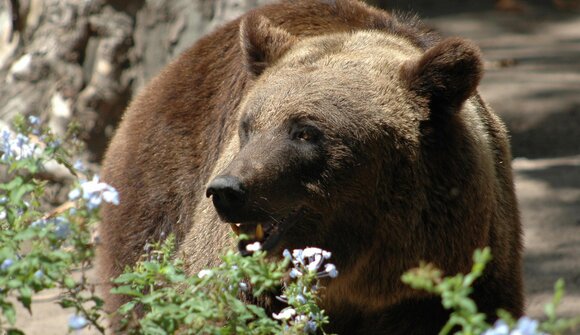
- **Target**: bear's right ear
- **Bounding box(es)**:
[400,37,483,119]
[240,14,296,77]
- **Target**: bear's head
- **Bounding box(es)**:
[206,14,486,308]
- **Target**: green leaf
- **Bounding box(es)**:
[18,286,33,311]
[118,301,137,314]
[63,276,76,289]
[0,176,24,191]
[3,303,17,325]
[9,183,36,205]
[111,286,144,298]
[7,279,22,289]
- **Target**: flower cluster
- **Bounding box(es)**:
[272,247,338,334]
[483,317,544,335]
[1,129,38,162]
[68,175,120,210]
[283,247,338,279]
[30,216,71,239]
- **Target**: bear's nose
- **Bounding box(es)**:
[206,175,247,220]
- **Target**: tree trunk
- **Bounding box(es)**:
[0,0,273,162]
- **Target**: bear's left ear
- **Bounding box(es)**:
[400,37,483,118]
[240,14,296,77]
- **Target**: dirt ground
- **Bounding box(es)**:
[11,1,580,334]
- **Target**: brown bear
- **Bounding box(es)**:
[98,0,524,333]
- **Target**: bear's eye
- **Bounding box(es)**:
[291,125,321,143]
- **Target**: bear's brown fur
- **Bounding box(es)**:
[98,0,524,333]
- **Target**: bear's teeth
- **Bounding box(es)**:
[256,224,264,240]
[230,224,240,235]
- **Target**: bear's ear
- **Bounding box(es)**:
[400,37,483,118]
[240,14,296,77]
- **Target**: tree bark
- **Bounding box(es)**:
[0,0,274,162]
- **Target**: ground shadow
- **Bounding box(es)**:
[506,106,580,159]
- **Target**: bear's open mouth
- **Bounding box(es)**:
[233,208,306,255]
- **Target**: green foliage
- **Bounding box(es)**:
[0,115,578,335]
[402,248,580,335]
[541,280,580,335]
[0,117,104,333]
[402,248,492,335]
[112,238,332,334]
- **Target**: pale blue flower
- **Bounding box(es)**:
[514,317,540,335]
[289,268,302,278]
[1,258,14,271]
[48,139,61,149]
[72,176,120,209]
[31,217,70,238]
[102,188,119,205]
[73,159,85,172]
[1,130,12,160]
[28,115,40,125]
[286,247,338,279]
[31,218,48,228]
[68,314,88,330]
[482,320,513,335]
[68,188,81,200]
[323,263,338,278]
[283,249,292,259]
[0,211,6,220]
[1,130,37,161]
[292,249,304,265]
[54,217,70,239]
[239,282,248,292]
[482,317,543,335]
[87,195,102,209]
[304,320,317,334]
[34,270,44,279]
[295,294,307,304]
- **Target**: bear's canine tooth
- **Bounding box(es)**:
[230,224,240,235]
[256,224,264,240]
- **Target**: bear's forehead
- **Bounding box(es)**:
[242,31,421,128]
[281,31,421,72]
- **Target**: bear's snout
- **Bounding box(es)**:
[206,175,247,222]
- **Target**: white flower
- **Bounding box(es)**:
[302,247,323,258]
[323,263,338,278]
[483,320,510,335]
[73,159,85,171]
[1,130,39,161]
[73,175,120,209]
[272,307,296,320]
[514,317,541,335]
[245,241,262,252]
[28,115,40,125]
[289,268,302,278]
[68,314,88,330]
[198,269,213,278]
[68,188,81,200]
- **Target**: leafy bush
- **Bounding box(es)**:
[111,239,335,334]
[0,116,578,335]
[0,115,106,334]
[403,248,580,335]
